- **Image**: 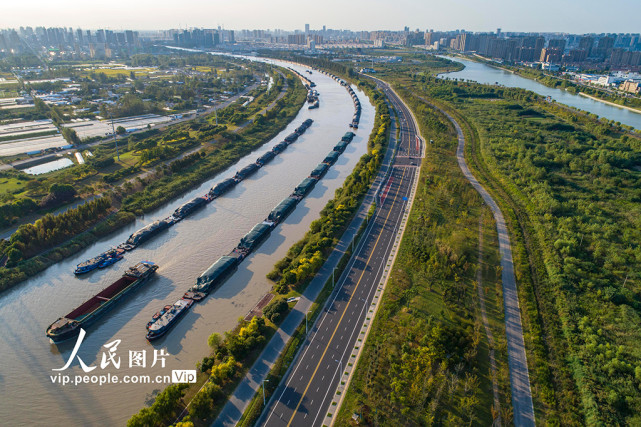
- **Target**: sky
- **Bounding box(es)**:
[2,0,640,34]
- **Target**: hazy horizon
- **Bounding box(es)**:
[2,0,640,34]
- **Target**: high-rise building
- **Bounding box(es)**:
[579,36,594,56]
[125,30,134,46]
[593,35,615,59]
[459,33,479,52]
[540,47,563,63]
[75,29,84,46]
[305,24,309,35]
[548,39,566,52]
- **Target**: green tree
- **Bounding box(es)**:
[207,332,222,349]
[188,388,212,419]
[61,127,80,144]
[126,407,158,427]
[116,126,127,135]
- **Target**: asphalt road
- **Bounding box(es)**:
[259,80,419,427]
[437,105,536,426]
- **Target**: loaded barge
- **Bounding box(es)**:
[146,298,193,341]
[47,261,158,342]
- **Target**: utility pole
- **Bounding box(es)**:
[262,378,269,406]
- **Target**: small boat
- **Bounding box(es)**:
[75,248,124,274]
[74,256,104,275]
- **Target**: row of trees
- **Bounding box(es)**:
[3,196,111,264]
[267,80,390,293]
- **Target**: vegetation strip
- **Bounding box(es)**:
[336,58,510,426]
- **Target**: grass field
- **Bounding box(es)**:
[0,176,30,195]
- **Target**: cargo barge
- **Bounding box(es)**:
[268,197,299,223]
[333,140,350,153]
[323,150,341,165]
[209,177,237,198]
[293,177,317,198]
[235,221,274,256]
[173,196,208,220]
[271,141,288,154]
[310,162,329,179]
[47,261,158,342]
[256,150,276,166]
[123,218,173,250]
[184,255,239,300]
[146,297,193,341]
[234,163,260,181]
[284,133,299,144]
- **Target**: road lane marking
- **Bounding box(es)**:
[285,168,407,426]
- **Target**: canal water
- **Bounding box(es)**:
[441,56,641,131]
[0,60,374,426]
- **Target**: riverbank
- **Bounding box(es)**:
[578,91,641,115]
[441,54,641,131]
[460,53,641,114]
[0,69,306,294]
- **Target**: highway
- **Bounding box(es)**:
[258,78,421,427]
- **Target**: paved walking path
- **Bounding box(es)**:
[435,104,535,426]
[478,214,502,426]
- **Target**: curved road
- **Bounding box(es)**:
[437,104,536,426]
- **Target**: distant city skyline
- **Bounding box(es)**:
[1,0,640,34]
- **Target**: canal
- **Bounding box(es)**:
[0,60,374,425]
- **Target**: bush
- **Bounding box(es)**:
[263,297,289,323]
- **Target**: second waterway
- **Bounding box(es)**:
[441,55,641,131]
